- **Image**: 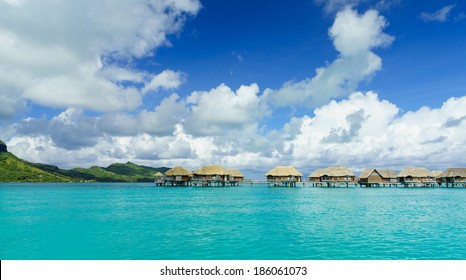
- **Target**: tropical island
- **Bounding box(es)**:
[0,140,168,182]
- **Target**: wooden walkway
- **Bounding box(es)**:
[155,179,241,187]
[157,179,466,188]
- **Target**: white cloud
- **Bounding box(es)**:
[11,108,100,150]
[0,87,27,120]
[314,0,401,13]
[264,8,393,108]
[137,93,187,135]
[0,0,200,118]
[419,5,455,22]
[142,70,186,93]
[314,0,363,13]
[7,136,100,168]
[330,8,393,56]
[22,63,142,112]
[5,126,217,170]
[184,83,263,136]
[100,66,146,83]
[285,92,466,171]
[6,93,187,152]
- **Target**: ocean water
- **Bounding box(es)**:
[1,183,466,260]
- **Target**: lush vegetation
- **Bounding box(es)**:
[0,152,74,182]
[0,147,170,183]
[68,163,169,182]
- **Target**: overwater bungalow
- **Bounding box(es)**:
[309,166,356,187]
[358,168,398,187]
[192,165,229,186]
[265,166,303,187]
[154,172,164,186]
[437,168,466,187]
[164,166,192,186]
[397,167,437,187]
[226,169,244,186]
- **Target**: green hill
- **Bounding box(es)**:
[0,141,170,183]
[70,166,130,182]
[105,162,169,181]
[0,152,75,182]
[67,163,169,182]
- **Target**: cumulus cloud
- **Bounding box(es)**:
[285,92,466,171]
[419,5,455,22]
[330,8,393,56]
[264,8,394,108]
[137,93,188,135]
[321,109,367,143]
[443,115,466,128]
[0,0,200,118]
[6,126,217,170]
[184,83,263,136]
[6,93,187,151]
[142,70,186,93]
[13,108,100,150]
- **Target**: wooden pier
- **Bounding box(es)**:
[309,181,354,187]
[190,179,240,187]
[268,179,299,187]
[359,182,399,188]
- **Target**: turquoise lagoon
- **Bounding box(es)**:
[1,183,465,260]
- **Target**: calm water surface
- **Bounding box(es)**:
[1,183,465,259]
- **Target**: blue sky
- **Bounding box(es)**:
[1,0,465,178]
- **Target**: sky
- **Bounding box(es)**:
[1,0,466,178]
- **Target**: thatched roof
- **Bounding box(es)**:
[193,165,227,175]
[309,169,327,178]
[397,167,431,178]
[430,170,443,178]
[309,166,355,178]
[359,168,397,179]
[226,169,244,178]
[165,166,193,176]
[359,169,373,179]
[438,168,466,178]
[154,172,164,178]
[265,166,303,177]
